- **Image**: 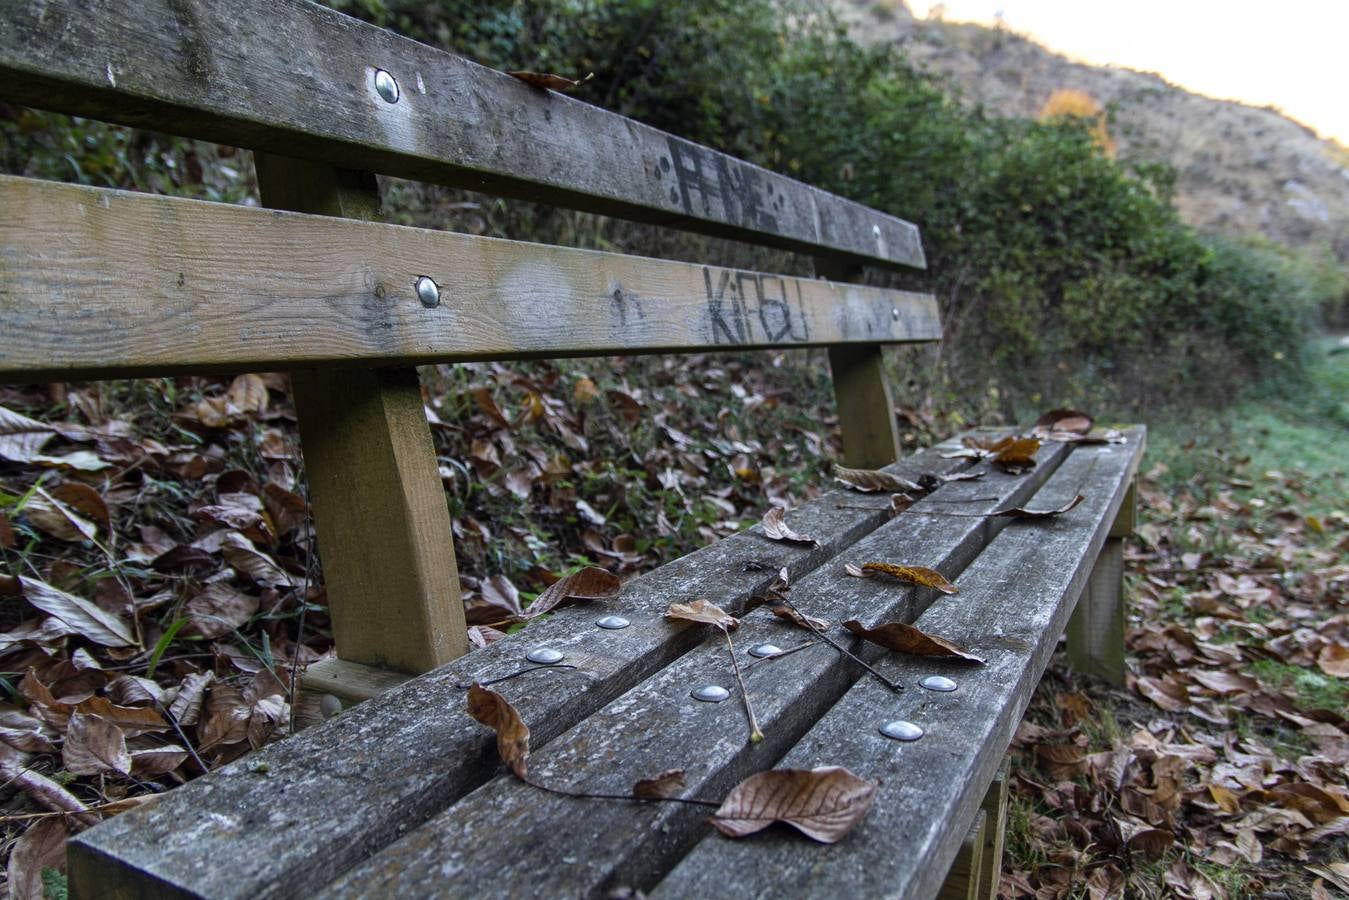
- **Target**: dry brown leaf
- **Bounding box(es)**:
[847,562,958,594]
[63,712,131,776]
[833,465,922,494]
[218,532,300,588]
[5,817,68,900]
[0,405,59,463]
[770,604,829,633]
[168,671,213,726]
[467,684,530,779]
[760,507,819,546]
[129,746,189,777]
[1032,409,1094,436]
[842,619,985,664]
[666,599,740,631]
[183,584,260,638]
[467,625,508,648]
[1316,642,1349,677]
[995,494,1085,520]
[73,695,168,737]
[472,388,513,430]
[20,577,136,647]
[507,70,594,91]
[993,437,1041,474]
[480,575,525,620]
[632,769,687,800]
[711,766,878,843]
[49,482,110,529]
[0,760,98,826]
[526,566,620,618]
[24,486,98,542]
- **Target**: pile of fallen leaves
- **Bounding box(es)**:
[1001,455,1348,898]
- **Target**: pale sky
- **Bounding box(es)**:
[908,0,1349,147]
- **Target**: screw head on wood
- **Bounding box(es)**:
[415,276,440,308]
[374,69,400,103]
[691,685,731,703]
[891,308,900,321]
[526,647,564,665]
[879,720,924,741]
[595,615,630,630]
[748,643,782,659]
[919,674,958,692]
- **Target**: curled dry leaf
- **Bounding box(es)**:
[843,619,985,664]
[632,769,687,800]
[666,599,739,631]
[467,625,509,648]
[845,562,958,595]
[24,487,98,542]
[183,584,260,639]
[771,604,829,633]
[992,437,1040,474]
[0,761,98,826]
[1032,409,1094,436]
[467,684,530,779]
[20,576,137,647]
[508,70,595,91]
[62,712,131,776]
[760,507,819,546]
[995,494,1085,520]
[1316,643,1349,678]
[0,404,59,462]
[711,766,878,843]
[833,465,922,494]
[526,566,621,618]
[6,817,69,900]
[129,746,189,778]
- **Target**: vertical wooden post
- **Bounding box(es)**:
[1067,478,1134,686]
[938,810,987,900]
[256,153,467,674]
[815,257,902,469]
[977,761,1010,900]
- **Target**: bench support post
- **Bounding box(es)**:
[256,154,467,675]
[815,258,902,468]
[1067,477,1134,686]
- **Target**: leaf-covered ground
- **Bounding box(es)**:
[0,349,1345,897]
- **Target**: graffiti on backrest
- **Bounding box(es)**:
[704,268,810,345]
[665,137,781,231]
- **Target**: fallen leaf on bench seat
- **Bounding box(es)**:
[711,766,878,843]
[845,562,958,594]
[467,684,531,779]
[994,494,1085,520]
[1032,409,1094,436]
[526,566,621,618]
[842,619,985,664]
[992,437,1041,474]
[507,70,595,92]
[833,465,922,493]
[632,769,687,800]
[667,599,740,631]
[760,507,819,546]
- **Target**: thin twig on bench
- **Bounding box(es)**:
[454,663,579,690]
[725,629,764,743]
[773,597,903,692]
[522,775,720,809]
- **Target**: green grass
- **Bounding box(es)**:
[1249,660,1349,713]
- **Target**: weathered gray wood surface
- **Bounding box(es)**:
[0,177,939,382]
[67,440,990,900]
[655,430,1145,900]
[314,440,1072,898]
[0,0,924,268]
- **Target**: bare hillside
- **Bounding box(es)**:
[836,1,1349,268]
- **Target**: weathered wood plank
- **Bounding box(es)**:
[300,657,410,705]
[313,441,1072,898]
[67,442,981,900]
[255,154,468,673]
[0,0,924,268]
[654,431,1145,900]
[937,812,986,900]
[0,177,939,382]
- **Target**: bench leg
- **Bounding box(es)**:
[939,761,1008,900]
[814,258,903,469]
[257,155,468,679]
[1066,478,1134,687]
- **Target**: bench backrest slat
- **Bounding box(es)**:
[0,177,940,382]
[0,0,925,269]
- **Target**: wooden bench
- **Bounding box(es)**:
[0,2,1143,897]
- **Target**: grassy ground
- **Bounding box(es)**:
[1001,343,1349,899]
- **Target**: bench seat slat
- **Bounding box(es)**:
[68,441,988,900]
[0,0,924,269]
[657,430,1145,900]
[314,441,1073,897]
[0,177,939,382]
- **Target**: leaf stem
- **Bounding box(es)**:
[521,775,720,808]
[775,597,903,692]
[723,628,764,743]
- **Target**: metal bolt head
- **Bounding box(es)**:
[872,224,882,238]
[891,307,900,321]
[748,643,782,659]
[691,684,730,703]
[415,276,440,308]
[595,615,630,630]
[919,674,958,692]
[374,68,400,103]
[526,648,564,665]
[879,720,924,741]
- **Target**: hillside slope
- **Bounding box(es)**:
[836,1,1349,270]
